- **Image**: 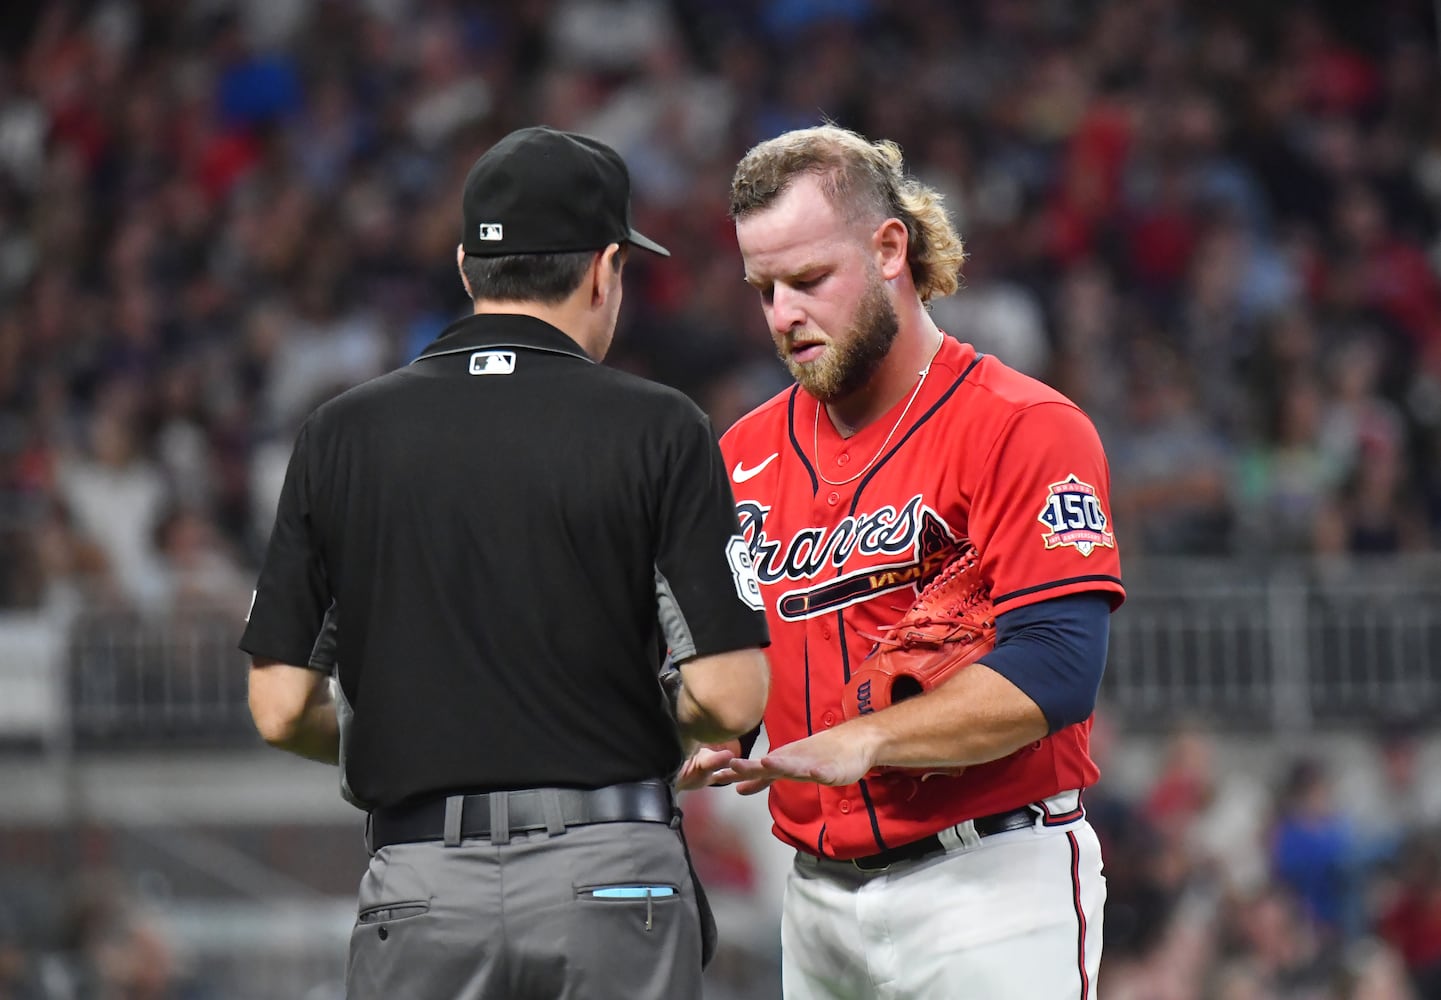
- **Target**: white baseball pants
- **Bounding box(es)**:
[780,806,1105,999]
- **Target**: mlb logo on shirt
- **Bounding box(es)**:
[477,223,504,241]
[469,351,517,375]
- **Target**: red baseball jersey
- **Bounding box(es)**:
[719,336,1125,860]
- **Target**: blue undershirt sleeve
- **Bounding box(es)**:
[980,592,1112,733]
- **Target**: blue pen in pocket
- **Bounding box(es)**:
[587,886,676,930]
[589,886,676,899]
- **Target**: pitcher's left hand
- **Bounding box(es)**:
[727,726,879,794]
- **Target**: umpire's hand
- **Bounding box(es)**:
[674,741,743,791]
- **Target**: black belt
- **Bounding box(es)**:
[845,805,1038,872]
[369,780,675,851]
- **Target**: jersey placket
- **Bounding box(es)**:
[811,430,858,845]
[808,402,878,851]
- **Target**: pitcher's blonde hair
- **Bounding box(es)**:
[730,125,965,303]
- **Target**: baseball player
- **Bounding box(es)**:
[703,125,1126,998]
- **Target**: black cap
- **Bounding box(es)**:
[461,126,669,258]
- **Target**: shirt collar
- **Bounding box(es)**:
[412,313,594,364]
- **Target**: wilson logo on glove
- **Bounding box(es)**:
[843,544,996,774]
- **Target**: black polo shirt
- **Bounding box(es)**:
[240,314,769,809]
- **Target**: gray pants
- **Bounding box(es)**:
[346,818,703,1000]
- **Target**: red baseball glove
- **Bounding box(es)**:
[842,544,996,729]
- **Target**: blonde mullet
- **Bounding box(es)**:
[730,125,966,303]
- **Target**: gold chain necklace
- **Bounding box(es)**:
[813,333,945,487]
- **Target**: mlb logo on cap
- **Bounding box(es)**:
[460,126,669,258]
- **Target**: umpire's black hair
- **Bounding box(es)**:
[460,249,620,305]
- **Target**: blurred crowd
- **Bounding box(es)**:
[0,0,1439,615]
[1080,716,1441,1000]
[0,1,1439,996]
[0,871,200,1000]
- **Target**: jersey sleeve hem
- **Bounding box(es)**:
[991,575,1125,612]
[238,638,334,672]
[668,632,772,664]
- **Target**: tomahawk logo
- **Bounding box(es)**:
[735,495,960,620]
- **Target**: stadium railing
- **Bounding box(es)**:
[1,556,1438,750]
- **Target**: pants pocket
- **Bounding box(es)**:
[565,878,699,998]
[576,883,680,901]
[348,846,437,998]
[357,900,431,924]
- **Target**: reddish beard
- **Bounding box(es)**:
[779,276,899,402]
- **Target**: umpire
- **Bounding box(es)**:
[240,126,771,1000]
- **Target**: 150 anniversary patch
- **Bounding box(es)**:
[1037,475,1115,557]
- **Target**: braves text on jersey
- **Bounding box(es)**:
[719,336,1124,860]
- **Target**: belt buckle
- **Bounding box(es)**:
[850,854,890,874]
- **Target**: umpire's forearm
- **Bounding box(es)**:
[269,701,341,764]
[675,685,751,746]
[258,684,341,764]
[864,663,1048,769]
[674,648,770,743]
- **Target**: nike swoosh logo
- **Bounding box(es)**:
[733,453,779,483]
